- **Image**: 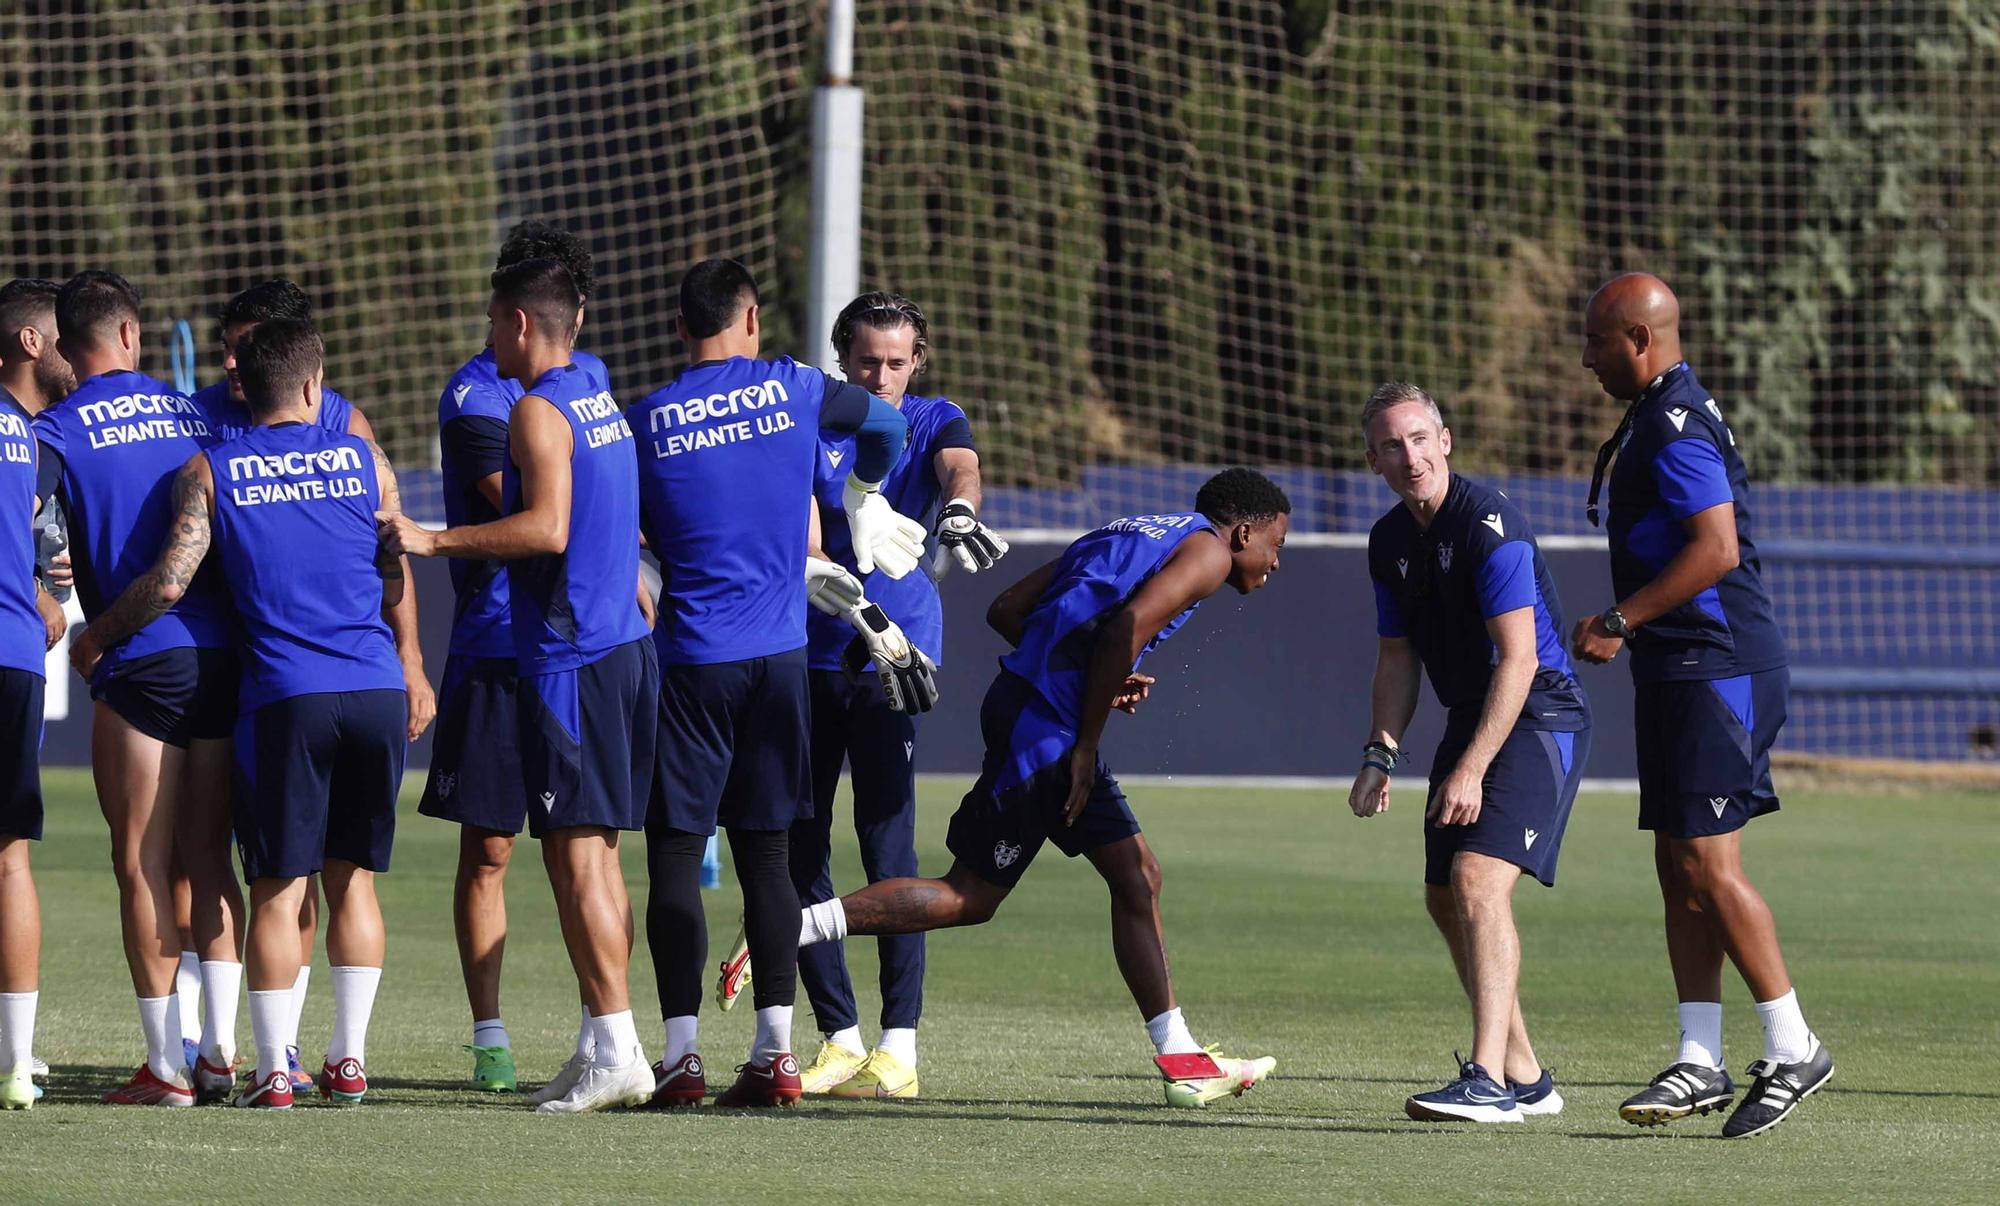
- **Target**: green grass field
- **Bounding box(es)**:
[6,769,1997,1203]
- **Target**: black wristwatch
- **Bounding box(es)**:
[1600,607,1632,638]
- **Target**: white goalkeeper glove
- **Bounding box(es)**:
[928,497,1010,579]
[840,603,939,714]
[805,557,865,617]
[842,473,928,579]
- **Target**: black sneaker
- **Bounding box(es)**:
[1722,1041,1834,1139]
[1618,1061,1735,1127]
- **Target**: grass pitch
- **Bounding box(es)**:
[7,769,1998,1203]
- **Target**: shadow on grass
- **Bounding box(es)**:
[1079,1071,2000,1103]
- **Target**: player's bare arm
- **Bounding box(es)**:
[934,446,983,512]
[70,453,214,679]
[986,557,1061,647]
[1351,635,1420,818]
[379,395,574,561]
[1430,606,1537,827]
[1572,502,1738,664]
[367,438,406,610]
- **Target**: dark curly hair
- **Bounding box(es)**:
[218,279,311,334]
[831,291,929,375]
[1195,468,1291,528]
[497,220,595,302]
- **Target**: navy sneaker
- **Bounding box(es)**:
[1619,1061,1734,1127]
[1508,1067,1563,1117]
[1405,1057,1522,1123]
[1722,1041,1833,1140]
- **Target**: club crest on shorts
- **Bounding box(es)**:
[993,840,1021,869]
[435,771,456,799]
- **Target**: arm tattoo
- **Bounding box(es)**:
[92,460,213,649]
[367,439,405,581]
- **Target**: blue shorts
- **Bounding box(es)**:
[944,672,1140,889]
[649,647,809,836]
[233,689,407,881]
[419,654,527,834]
[93,647,238,747]
[0,669,45,841]
[520,637,659,838]
[1635,668,1788,839]
[1426,719,1590,888]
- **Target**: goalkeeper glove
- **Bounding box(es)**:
[928,497,1010,578]
[805,557,865,617]
[842,473,929,579]
[840,603,939,714]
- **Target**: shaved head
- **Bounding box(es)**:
[1582,272,1685,401]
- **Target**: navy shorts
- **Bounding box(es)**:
[1426,720,1590,888]
[650,647,809,837]
[233,689,407,881]
[521,637,659,838]
[419,654,527,834]
[1635,668,1789,839]
[0,669,45,841]
[93,647,238,747]
[944,671,1140,889]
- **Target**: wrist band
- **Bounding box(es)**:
[1362,756,1394,775]
[1363,740,1402,770]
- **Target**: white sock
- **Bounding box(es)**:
[198,960,242,1065]
[326,966,382,1067]
[1754,989,1816,1064]
[877,1027,917,1067]
[289,964,312,1043]
[1676,1000,1725,1070]
[138,995,181,1081]
[825,1026,865,1057]
[1145,1007,1200,1057]
[663,1015,699,1065]
[174,951,202,1044]
[800,898,848,947]
[248,989,292,1084]
[589,1009,642,1069]
[472,1018,510,1050]
[0,991,37,1073]
[574,1007,595,1060]
[751,1005,793,1064]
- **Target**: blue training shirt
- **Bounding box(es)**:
[1001,511,1219,729]
[438,348,610,661]
[1605,362,1788,683]
[206,423,403,711]
[33,370,231,680]
[0,390,47,678]
[503,363,645,675]
[807,392,974,670]
[629,355,907,667]
[192,379,354,441]
[1368,473,1588,731]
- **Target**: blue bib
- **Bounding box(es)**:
[0,392,46,677]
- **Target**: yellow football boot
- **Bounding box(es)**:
[827,1049,919,1099]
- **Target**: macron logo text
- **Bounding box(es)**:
[647,379,790,432]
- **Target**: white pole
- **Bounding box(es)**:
[807,0,862,375]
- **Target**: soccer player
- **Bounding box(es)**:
[35,272,241,1107]
[422,221,614,1095]
[74,318,408,1109]
[630,259,924,1109]
[381,258,659,1115]
[1573,273,1831,1139]
[779,291,1006,1100]
[1349,383,1591,1124]
[796,469,1288,1108]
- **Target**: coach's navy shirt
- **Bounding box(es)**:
[1604,362,1787,683]
[1369,473,1587,731]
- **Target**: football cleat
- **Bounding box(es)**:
[286,1046,313,1094]
[467,1044,517,1093]
[713,1053,803,1108]
[1509,1067,1564,1117]
[1160,1049,1277,1109]
[181,1038,199,1073]
[528,1052,590,1106]
[1,1066,34,1110]
[716,922,752,1012]
[193,1052,240,1105]
[534,1056,653,1115]
[1723,1041,1834,1140]
[232,1070,294,1110]
[648,1053,707,1109]
[103,1063,195,1107]
[828,1049,919,1100]
[799,1041,868,1094]
[1405,1058,1522,1123]
[1619,1061,1735,1127]
[31,1056,48,1080]
[318,1057,368,1106]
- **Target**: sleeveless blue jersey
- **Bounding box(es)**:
[206,424,403,711]
[503,363,645,673]
[806,392,968,670]
[1001,512,1218,728]
[438,348,610,660]
[0,391,47,677]
[192,380,353,441]
[33,370,230,678]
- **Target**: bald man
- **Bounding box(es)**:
[1573,273,1831,1140]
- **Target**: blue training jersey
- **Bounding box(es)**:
[0,391,46,678]
[1001,511,1219,729]
[438,348,610,661]
[206,423,403,711]
[1368,473,1588,731]
[33,370,230,679]
[1605,362,1788,683]
[192,379,354,441]
[504,363,645,674]
[807,392,973,670]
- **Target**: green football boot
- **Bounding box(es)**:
[466,1044,518,1093]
